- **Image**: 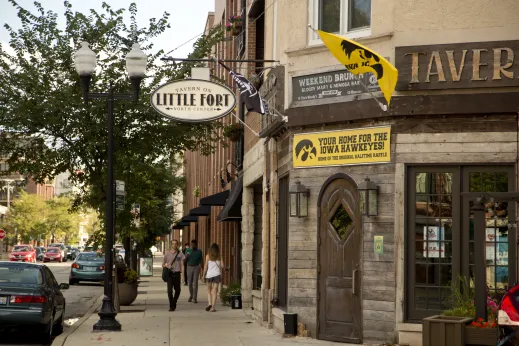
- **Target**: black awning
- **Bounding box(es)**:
[200,190,230,206]
[181,215,198,223]
[217,177,243,222]
[189,205,211,216]
[172,221,190,229]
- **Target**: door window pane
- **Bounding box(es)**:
[319,0,341,33]
[349,0,371,30]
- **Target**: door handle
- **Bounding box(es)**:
[352,269,358,295]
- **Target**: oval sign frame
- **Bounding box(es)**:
[150,79,237,123]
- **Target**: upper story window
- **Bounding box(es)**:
[310,0,371,45]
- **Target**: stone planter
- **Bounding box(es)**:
[118,282,138,306]
[464,326,498,345]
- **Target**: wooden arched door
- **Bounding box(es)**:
[318,176,362,343]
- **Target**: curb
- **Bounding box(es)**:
[51,294,104,346]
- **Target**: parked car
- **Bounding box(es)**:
[48,244,67,262]
[69,252,105,285]
[35,247,46,262]
[0,261,69,342]
[69,248,79,260]
[43,247,63,263]
[9,245,37,263]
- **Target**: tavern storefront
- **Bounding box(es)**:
[279,39,519,345]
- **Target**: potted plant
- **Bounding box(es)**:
[423,276,499,346]
[118,268,138,306]
[226,15,243,36]
[222,123,243,142]
[220,281,241,307]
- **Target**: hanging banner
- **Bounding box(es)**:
[292,126,391,168]
[150,79,236,123]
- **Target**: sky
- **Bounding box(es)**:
[0,0,215,58]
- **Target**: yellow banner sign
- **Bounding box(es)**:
[293,126,391,168]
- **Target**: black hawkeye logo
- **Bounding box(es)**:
[295,139,317,162]
[340,40,384,80]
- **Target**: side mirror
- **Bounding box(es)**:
[59,283,70,290]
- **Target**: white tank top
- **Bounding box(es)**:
[206,260,221,278]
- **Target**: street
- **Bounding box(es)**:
[1,261,103,346]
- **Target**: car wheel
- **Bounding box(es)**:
[52,306,64,336]
[69,279,77,285]
[41,313,53,343]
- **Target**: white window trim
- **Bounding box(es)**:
[308,0,372,46]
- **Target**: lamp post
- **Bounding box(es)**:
[74,41,147,331]
[0,178,24,208]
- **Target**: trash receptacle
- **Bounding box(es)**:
[284,313,297,335]
[230,294,242,309]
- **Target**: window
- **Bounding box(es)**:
[406,166,516,321]
[309,0,371,45]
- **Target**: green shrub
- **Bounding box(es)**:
[220,281,241,306]
[124,268,138,284]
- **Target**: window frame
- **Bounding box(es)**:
[308,0,372,46]
[405,165,517,322]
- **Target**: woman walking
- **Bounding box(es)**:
[203,243,224,312]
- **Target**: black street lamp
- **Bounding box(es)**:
[74,41,147,331]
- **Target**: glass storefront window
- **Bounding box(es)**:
[406,166,515,321]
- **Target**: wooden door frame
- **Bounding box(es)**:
[316,173,363,342]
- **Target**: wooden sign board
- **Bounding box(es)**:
[395,40,519,91]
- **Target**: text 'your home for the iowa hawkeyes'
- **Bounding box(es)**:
[292,126,391,168]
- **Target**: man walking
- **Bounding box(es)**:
[186,239,203,303]
[162,240,185,311]
[182,243,190,286]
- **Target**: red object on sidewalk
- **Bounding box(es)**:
[0,229,6,240]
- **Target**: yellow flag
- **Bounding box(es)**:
[317,30,398,106]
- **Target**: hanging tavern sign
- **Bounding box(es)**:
[150,79,236,122]
[395,40,519,90]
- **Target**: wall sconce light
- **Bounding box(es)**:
[290,182,309,218]
[226,161,239,184]
[219,169,227,189]
[358,177,379,217]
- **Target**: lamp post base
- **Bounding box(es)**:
[93,298,121,331]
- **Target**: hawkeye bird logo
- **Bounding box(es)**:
[316,30,398,106]
[340,40,384,80]
[295,140,317,162]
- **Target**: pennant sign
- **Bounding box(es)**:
[218,61,266,115]
[317,30,398,106]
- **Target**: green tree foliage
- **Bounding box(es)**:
[0,1,224,246]
[3,192,80,243]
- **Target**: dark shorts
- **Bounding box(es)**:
[206,275,221,283]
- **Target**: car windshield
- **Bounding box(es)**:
[47,248,59,253]
[77,253,104,262]
[13,246,29,252]
[0,264,43,285]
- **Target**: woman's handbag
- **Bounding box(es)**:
[162,252,180,282]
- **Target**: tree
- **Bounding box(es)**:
[3,191,46,243]
[0,2,224,244]
[3,192,80,244]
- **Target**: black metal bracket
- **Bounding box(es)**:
[161,57,279,63]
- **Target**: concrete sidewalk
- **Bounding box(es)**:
[58,259,366,346]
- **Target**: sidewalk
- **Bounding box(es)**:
[58,258,368,346]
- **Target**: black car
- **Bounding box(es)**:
[36,247,46,262]
[0,261,69,342]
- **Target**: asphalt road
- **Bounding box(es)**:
[1,261,103,346]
